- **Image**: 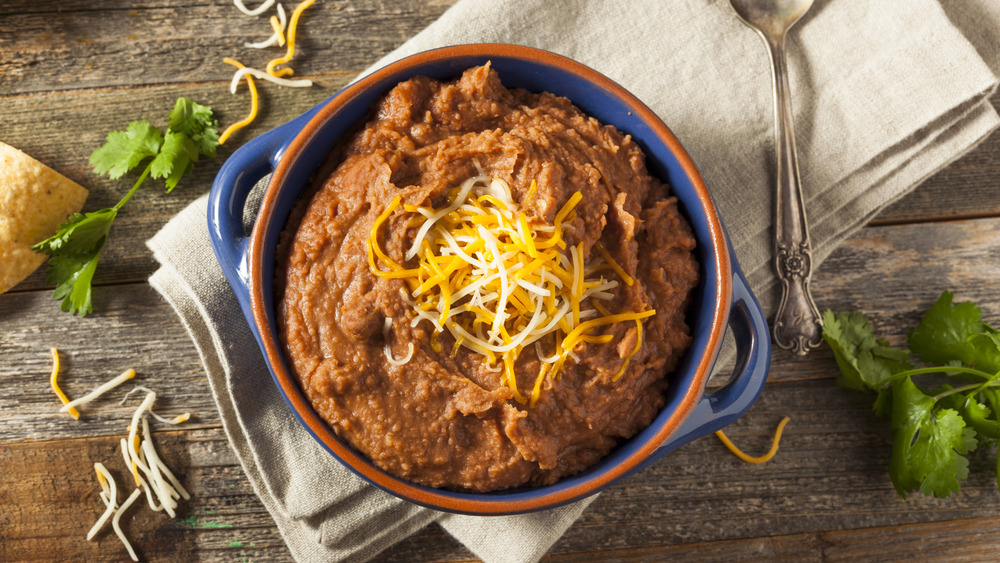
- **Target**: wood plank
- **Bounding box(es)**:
[0,0,453,95]
[4,216,1000,444]
[0,6,997,296]
[0,427,294,562]
[0,283,217,443]
[540,516,1000,562]
[545,379,1000,555]
[7,377,1000,561]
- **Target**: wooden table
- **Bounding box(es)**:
[3,1,1000,561]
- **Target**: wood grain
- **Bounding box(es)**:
[541,516,1000,562]
[0,428,291,563]
[0,0,453,94]
[6,377,997,561]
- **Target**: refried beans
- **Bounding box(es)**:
[277,64,699,491]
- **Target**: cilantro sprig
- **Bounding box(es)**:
[32,98,219,316]
[823,291,1000,498]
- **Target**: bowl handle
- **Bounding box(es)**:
[207,106,324,310]
[659,268,771,452]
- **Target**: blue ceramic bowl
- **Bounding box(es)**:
[208,44,769,515]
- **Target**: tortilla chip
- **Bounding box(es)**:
[0,141,89,293]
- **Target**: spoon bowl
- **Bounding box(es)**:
[729,0,814,38]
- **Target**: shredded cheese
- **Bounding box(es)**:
[112,489,143,562]
[368,176,654,406]
[266,0,315,78]
[60,369,136,413]
[233,0,275,16]
[119,390,192,519]
[49,348,80,420]
[51,348,194,558]
[715,417,791,463]
[382,317,415,366]
[244,3,287,48]
[220,58,261,145]
[226,0,311,144]
[87,463,118,541]
[228,65,313,92]
[269,13,286,47]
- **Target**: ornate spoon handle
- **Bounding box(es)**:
[765,33,822,355]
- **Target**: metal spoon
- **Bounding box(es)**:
[729,0,822,355]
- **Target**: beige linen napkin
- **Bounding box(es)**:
[148,0,1000,561]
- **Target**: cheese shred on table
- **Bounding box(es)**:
[715,416,791,464]
[44,347,192,559]
[233,0,275,17]
[48,347,80,420]
[368,175,655,407]
[120,390,192,518]
[220,58,260,145]
[86,463,118,542]
[265,0,315,78]
[59,368,136,413]
[244,3,287,48]
[222,0,313,145]
[112,489,143,561]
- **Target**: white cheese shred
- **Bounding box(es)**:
[229,66,312,93]
[233,0,274,16]
[112,489,143,562]
[244,2,287,48]
[117,389,191,521]
[383,317,415,366]
[60,369,136,413]
[86,463,118,541]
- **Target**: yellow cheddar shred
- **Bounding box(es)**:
[220,58,260,145]
[49,348,80,420]
[715,417,791,463]
[595,242,634,286]
[269,14,286,46]
[266,0,315,78]
[367,195,421,279]
[524,178,539,203]
[131,433,142,486]
[612,319,643,381]
[368,175,654,407]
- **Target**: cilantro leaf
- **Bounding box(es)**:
[48,251,103,316]
[908,291,1000,374]
[31,208,117,256]
[150,131,199,192]
[824,292,1000,498]
[889,377,977,498]
[888,375,934,496]
[167,97,220,158]
[963,394,1000,444]
[821,310,912,393]
[89,120,163,179]
[33,209,116,316]
[908,408,976,498]
[37,98,218,316]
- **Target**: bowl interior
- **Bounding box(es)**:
[250,45,729,514]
